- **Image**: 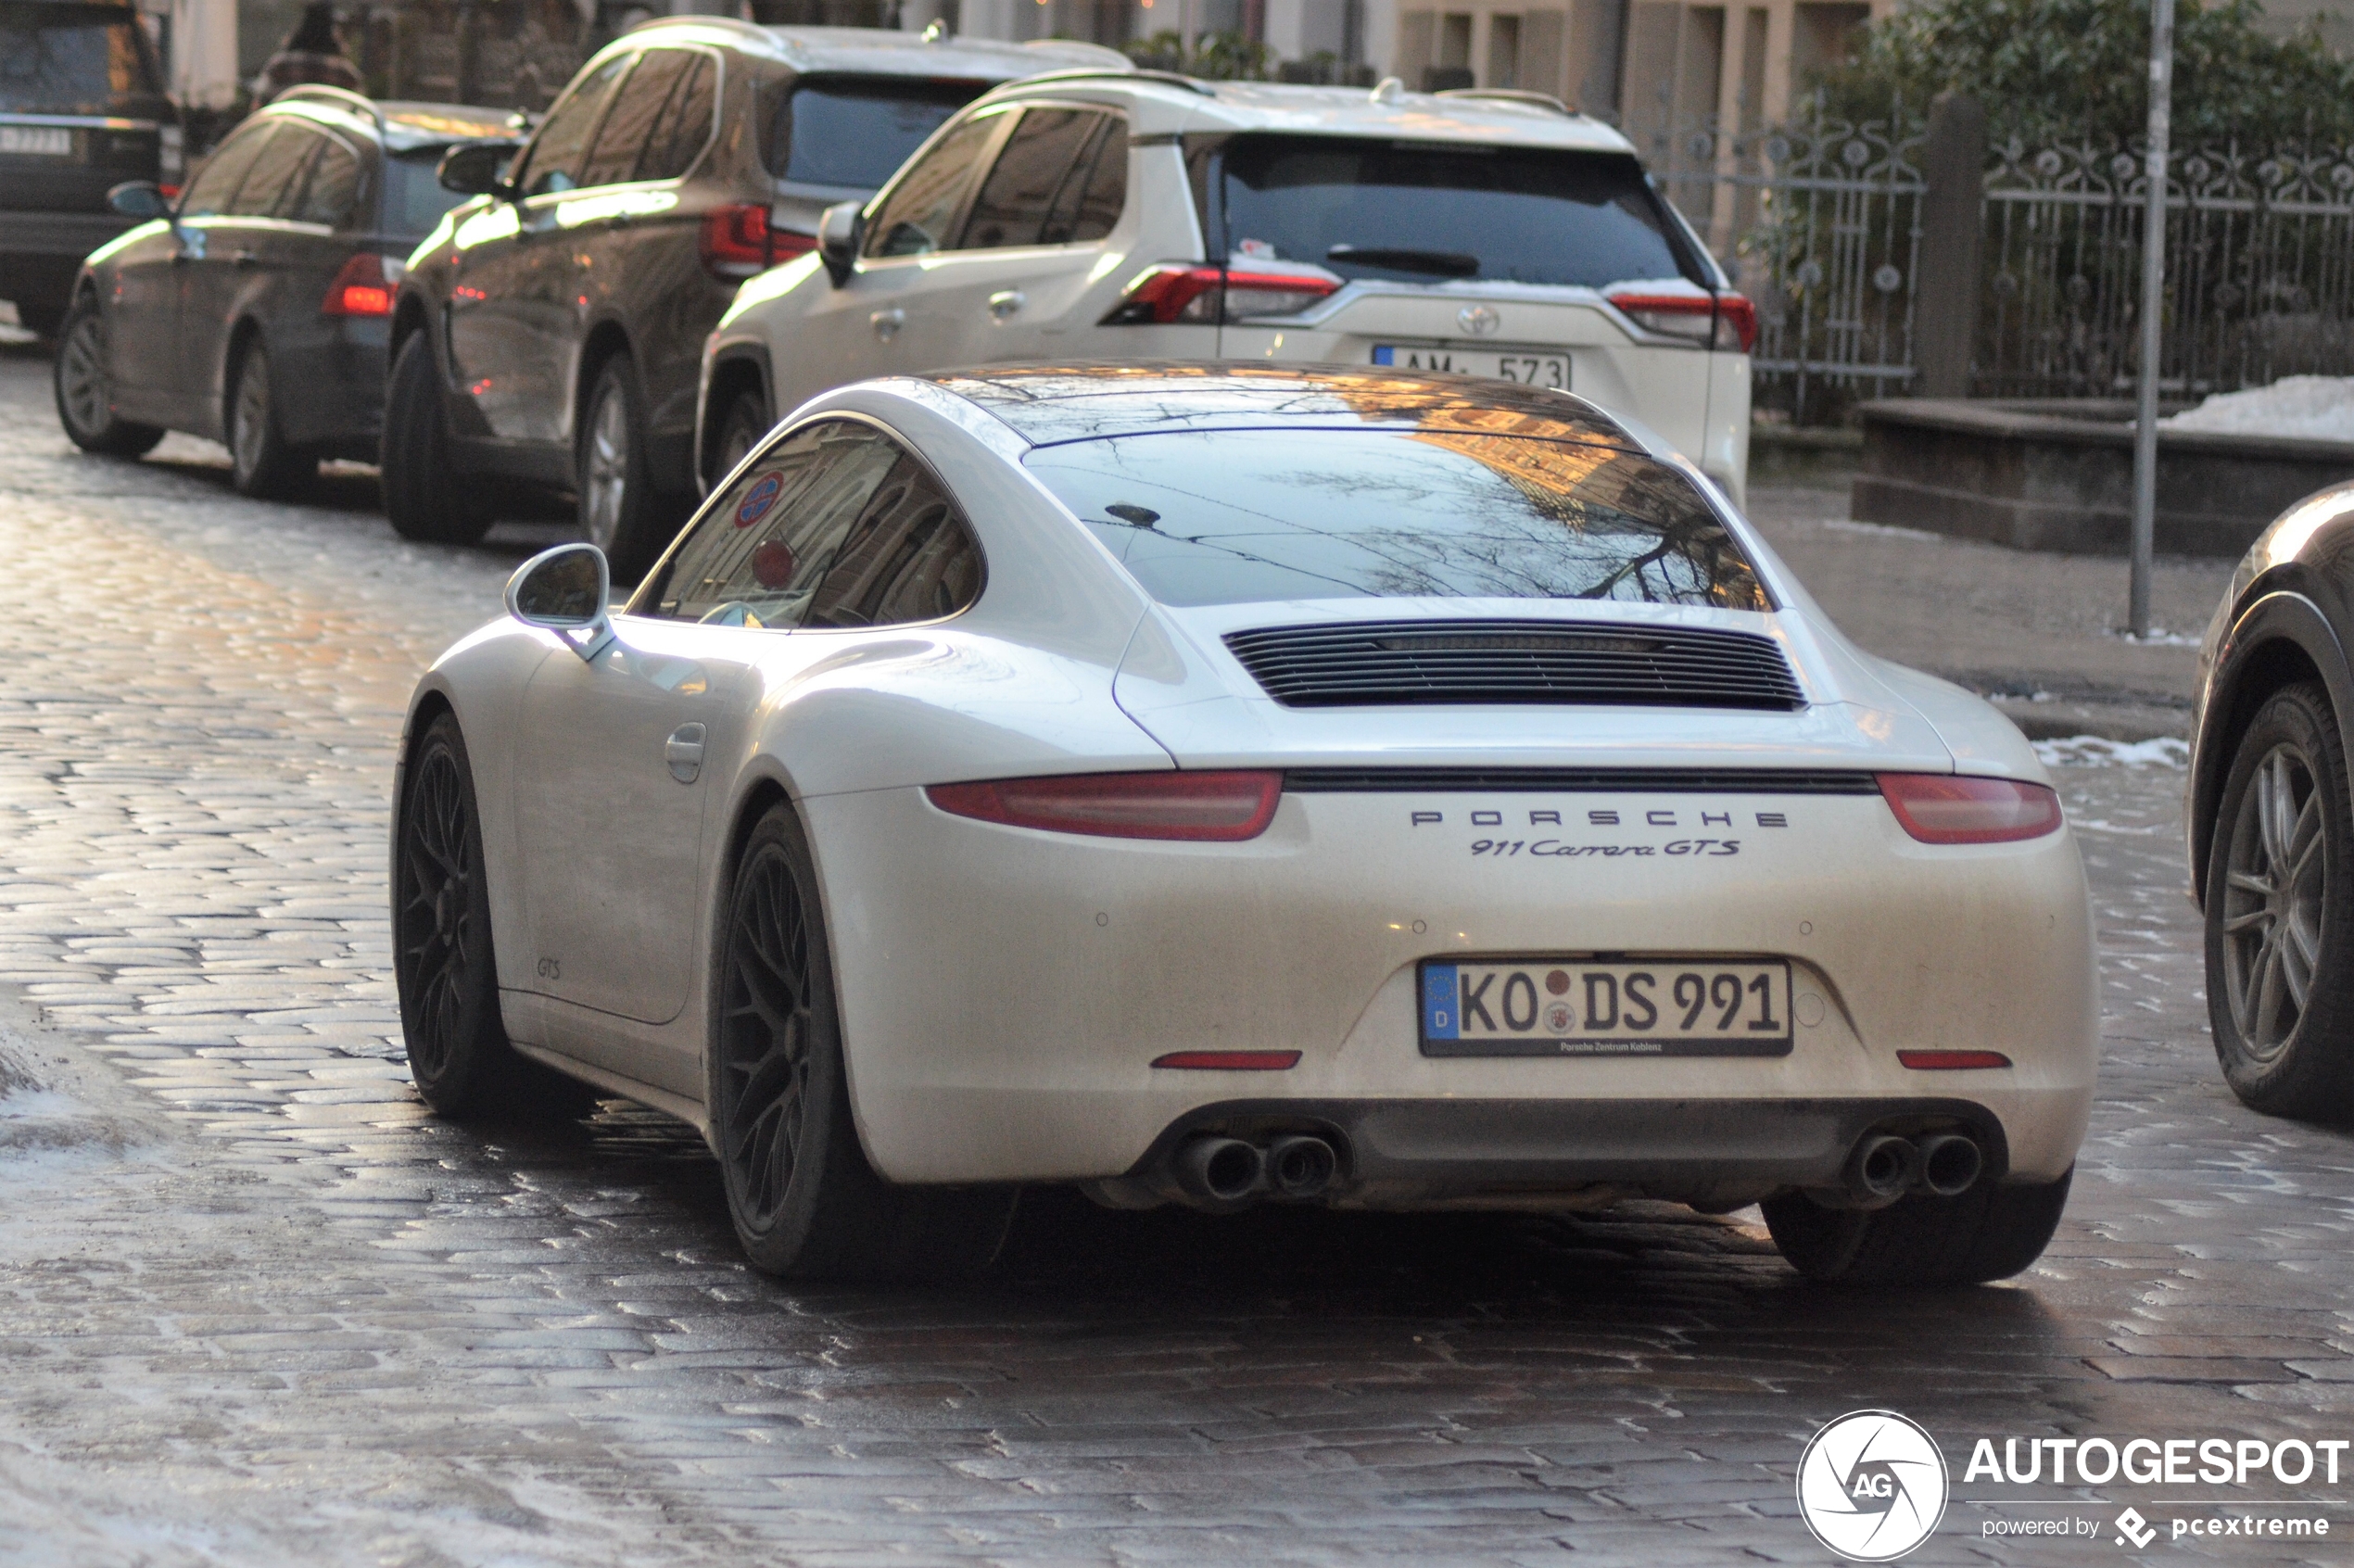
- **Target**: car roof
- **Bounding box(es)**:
[265,89,519,151]
[920,362,1641,449]
[981,74,1637,155]
[617,18,1129,82]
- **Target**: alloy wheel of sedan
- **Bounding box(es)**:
[717,841,816,1230]
[231,354,273,482]
[57,309,111,437]
[2220,740,2326,1058]
[582,381,631,552]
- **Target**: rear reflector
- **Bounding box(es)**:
[1103,261,1341,325]
[321,252,398,317]
[1896,1050,2014,1070]
[1877,773,2063,844]
[1151,1050,1301,1070]
[926,770,1282,841]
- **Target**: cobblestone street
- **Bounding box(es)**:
[3,348,2354,1567]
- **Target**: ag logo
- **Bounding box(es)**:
[1796,1410,1948,1561]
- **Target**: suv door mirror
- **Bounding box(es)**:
[108,180,170,221]
[506,543,614,661]
[817,199,864,287]
[437,140,515,199]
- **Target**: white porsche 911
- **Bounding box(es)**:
[395,364,2095,1286]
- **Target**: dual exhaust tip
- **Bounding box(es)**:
[1841,1130,1984,1208]
[1173,1132,1339,1209]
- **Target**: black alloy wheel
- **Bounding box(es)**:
[53,295,162,457]
[576,353,677,582]
[710,386,773,486]
[2206,681,2354,1118]
[1762,1167,2073,1286]
[381,332,493,545]
[227,338,315,499]
[712,803,1016,1280]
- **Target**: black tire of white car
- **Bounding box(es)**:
[2205,681,2354,1119]
[576,354,672,582]
[1761,1167,2072,1286]
[712,803,1017,1281]
[381,333,493,545]
[53,294,163,458]
[228,338,314,499]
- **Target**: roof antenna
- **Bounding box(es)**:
[1368,76,1404,106]
[921,18,946,43]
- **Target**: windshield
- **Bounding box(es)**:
[1023,428,1764,610]
[0,1,165,115]
[1215,134,1702,289]
[770,77,987,189]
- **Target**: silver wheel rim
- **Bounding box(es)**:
[232,350,271,480]
[2221,740,2327,1058]
[582,384,628,549]
[60,311,109,436]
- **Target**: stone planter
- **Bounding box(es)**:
[1849,398,2354,556]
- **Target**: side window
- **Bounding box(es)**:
[229,120,319,218]
[1044,117,1127,244]
[643,421,904,626]
[515,53,628,197]
[637,54,714,183]
[178,122,274,217]
[804,456,983,628]
[286,133,361,226]
[577,50,688,188]
[861,111,1002,259]
[958,107,1106,251]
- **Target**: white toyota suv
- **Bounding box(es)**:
[698,70,1753,503]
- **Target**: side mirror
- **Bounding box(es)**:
[437,140,515,199]
[505,542,614,661]
[817,199,864,287]
[108,180,170,221]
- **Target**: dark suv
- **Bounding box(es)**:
[53,88,519,496]
[381,19,1124,575]
[1,0,176,337]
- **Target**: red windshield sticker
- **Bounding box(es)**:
[735,471,785,529]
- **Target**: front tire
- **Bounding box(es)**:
[53,294,163,457]
[382,332,493,545]
[2206,681,2354,1118]
[227,338,314,499]
[708,384,772,486]
[712,803,1015,1281]
[1762,1168,2072,1286]
[577,353,678,582]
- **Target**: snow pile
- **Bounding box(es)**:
[2033,734,2190,769]
[2162,375,2354,442]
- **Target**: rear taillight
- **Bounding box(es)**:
[1603,287,1756,352]
[321,252,399,317]
[926,770,1283,841]
[1102,262,1341,326]
[1877,774,2063,845]
[699,203,809,280]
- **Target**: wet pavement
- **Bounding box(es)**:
[1,351,2351,1566]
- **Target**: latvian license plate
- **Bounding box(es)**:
[1420,958,1792,1057]
[0,125,73,157]
[1372,344,1568,389]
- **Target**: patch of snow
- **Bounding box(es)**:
[2033,734,2191,769]
[2103,626,2203,647]
[2161,375,2354,442]
[1821,517,1943,541]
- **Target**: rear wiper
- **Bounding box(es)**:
[1326,244,1479,278]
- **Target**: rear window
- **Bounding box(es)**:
[1023,428,1764,610]
[0,1,164,115]
[1212,134,1702,289]
[384,146,486,235]
[768,77,986,189]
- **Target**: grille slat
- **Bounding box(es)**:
[1223,619,1806,711]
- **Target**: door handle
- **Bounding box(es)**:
[869,307,905,341]
[664,722,706,784]
[987,289,1025,320]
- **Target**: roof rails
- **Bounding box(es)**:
[271,83,385,131]
[1436,87,1579,117]
[996,66,1210,97]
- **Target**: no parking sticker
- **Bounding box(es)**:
[735,471,785,528]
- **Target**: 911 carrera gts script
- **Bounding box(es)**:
[1471,838,1740,857]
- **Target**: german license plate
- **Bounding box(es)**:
[1420,958,1792,1057]
[1372,344,1568,389]
[0,125,72,157]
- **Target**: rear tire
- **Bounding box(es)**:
[227,337,315,499]
[382,332,494,545]
[1762,1167,2071,1286]
[708,384,772,486]
[53,294,163,457]
[711,803,1016,1281]
[577,353,677,583]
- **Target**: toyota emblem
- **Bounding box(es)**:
[1458,305,1500,336]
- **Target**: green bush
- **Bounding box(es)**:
[1810,0,2354,145]
[1123,29,1273,80]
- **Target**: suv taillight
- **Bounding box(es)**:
[1102,262,1341,326]
[321,253,400,317]
[1603,287,1757,352]
[700,203,814,280]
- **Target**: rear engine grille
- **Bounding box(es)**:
[1222,620,1806,710]
[1284,767,1879,793]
